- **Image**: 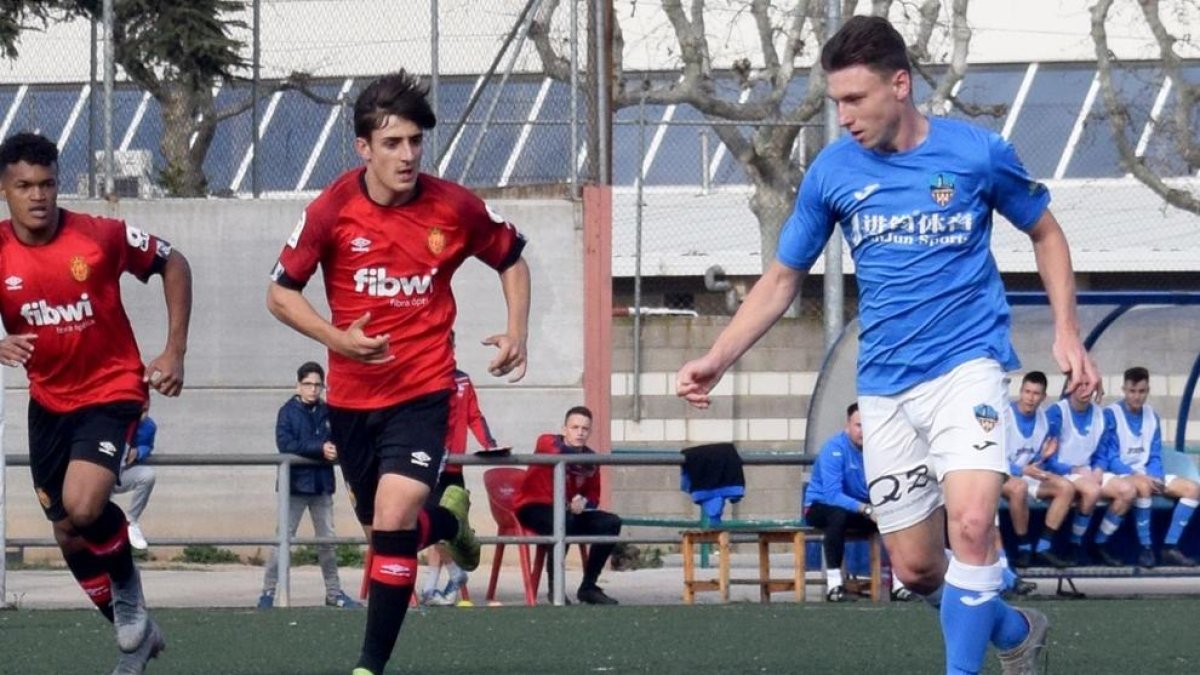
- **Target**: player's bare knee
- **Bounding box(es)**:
[1183,481,1200,500]
[64,502,105,530]
[892,558,944,594]
[948,510,994,556]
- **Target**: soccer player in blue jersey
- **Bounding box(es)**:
[1044,384,1136,566]
[676,16,1099,675]
[1001,371,1074,570]
[1103,367,1199,567]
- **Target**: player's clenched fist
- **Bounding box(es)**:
[0,333,37,367]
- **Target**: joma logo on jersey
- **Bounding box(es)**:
[353,268,435,298]
[20,294,94,326]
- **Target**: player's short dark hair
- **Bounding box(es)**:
[354,70,437,139]
[846,402,859,418]
[0,132,59,173]
[564,406,592,423]
[297,361,325,382]
[1022,371,1048,389]
[1124,366,1150,385]
[820,15,911,77]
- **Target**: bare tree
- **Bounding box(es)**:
[1091,0,1200,215]
[531,0,981,268]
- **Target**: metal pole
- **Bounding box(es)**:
[251,0,261,197]
[595,0,611,184]
[88,18,97,198]
[632,93,646,422]
[699,131,711,195]
[551,461,566,606]
[460,0,544,183]
[430,0,440,172]
[102,0,115,198]
[569,0,579,193]
[821,0,844,353]
[276,460,291,608]
[434,0,540,170]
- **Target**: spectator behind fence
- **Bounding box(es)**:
[515,406,622,605]
[111,402,158,551]
[803,403,914,602]
[258,362,360,610]
[1102,367,1199,567]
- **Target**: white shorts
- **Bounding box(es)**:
[859,358,1009,534]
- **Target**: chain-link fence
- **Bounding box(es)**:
[0,0,591,198]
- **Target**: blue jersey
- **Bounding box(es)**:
[803,431,869,513]
[778,117,1050,395]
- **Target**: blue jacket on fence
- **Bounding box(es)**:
[803,431,869,513]
[275,395,336,496]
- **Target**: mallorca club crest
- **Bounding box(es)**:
[930,173,956,207]
[427,227,446,255]
[36,487,52,509]
[69,256,90,282]
[973,403,1000,432]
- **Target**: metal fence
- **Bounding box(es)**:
[1,450,813,608]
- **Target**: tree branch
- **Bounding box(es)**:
[1139,0,1200,172]
[1091,0,1200,214]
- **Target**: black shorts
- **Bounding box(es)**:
[28,399,143,522]
[329,390,450,525]
[428,469,465,507]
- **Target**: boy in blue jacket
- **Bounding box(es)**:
[258,362,360,609]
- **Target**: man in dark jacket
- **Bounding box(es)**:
[258,362,360,609]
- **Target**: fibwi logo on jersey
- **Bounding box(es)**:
[352,267,436,298]
[930,173,956,207]
[20,294,94,326]
[973,403,999,432]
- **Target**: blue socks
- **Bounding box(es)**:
[940,557,1029,674]
[1070,513,1091,545]
[1167,498,1199,546]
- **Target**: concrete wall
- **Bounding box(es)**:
[2,197,584,552]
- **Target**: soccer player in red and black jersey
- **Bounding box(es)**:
[0,132,192,673]
[266,71,530,675]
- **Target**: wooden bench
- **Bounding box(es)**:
[681,527,883,604]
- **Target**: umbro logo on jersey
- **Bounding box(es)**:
[959,591,997,607]
[411,451,432,468]
[350,237,372,253]
[98,441,118,457]
[853,183,880,201]
[4,276,22,290]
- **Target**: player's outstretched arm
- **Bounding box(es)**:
[483,256,530,383]
[266,281,392,363]
[676,261,805,408]
[1027,210,1101,400]
[144,250,193,397]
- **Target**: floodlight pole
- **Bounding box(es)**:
[821,0,844,354]
[102,0,115,198]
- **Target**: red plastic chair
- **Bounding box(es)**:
[484,468,540,606]
[483,467,587,605]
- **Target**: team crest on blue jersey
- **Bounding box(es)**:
[930,173,956,207]
[973,403,999,432]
